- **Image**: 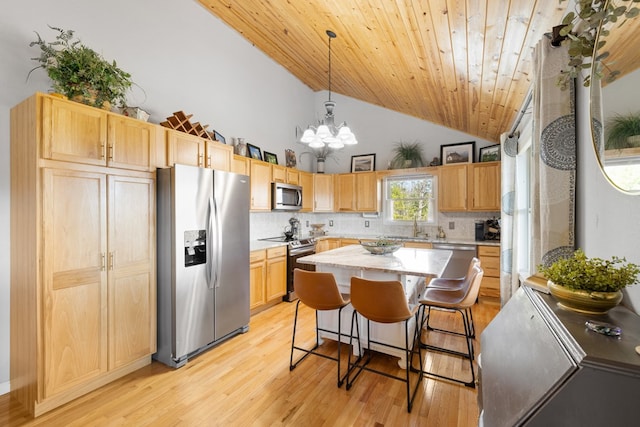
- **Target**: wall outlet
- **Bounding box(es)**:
[449,221,455,230]
[329,220,334,227]
[365,220,370,228]
[305,220,309,227]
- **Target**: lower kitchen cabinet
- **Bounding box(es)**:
[478,245,500,299]
[403,242,433,249]
[249,246,287,310]
[316,238,340,252]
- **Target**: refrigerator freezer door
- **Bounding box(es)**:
[173,165,216,359]
[212,170,250,339]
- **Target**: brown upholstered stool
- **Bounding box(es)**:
[424,257,481,338]
[346,277,423,413]
[289,268,351,387]
[416,264,484,387]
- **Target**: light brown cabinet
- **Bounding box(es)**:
[271,164,287,183]
[468,162,501,211]
[316,238,340,252]
[478,245,500,299]
[231,154,250,175]
[42,96,156,172]
[299,171,314,212]
[286,169,300,185]
[204,140,232,171]
[403,242,433,249]
[249,159,272,211]
[438,162,500,212]
[335,172,378,212]
[249,246,287,310]
[314,174,334,212]
[11,93,156,416]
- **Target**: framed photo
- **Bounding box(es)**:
[479,144,501,162]
[285,149,297,168]
[246,143,262,161]
[440,141,476,165]
[213,130,226,144]
[263,151,278,164]
[351,153,376,172]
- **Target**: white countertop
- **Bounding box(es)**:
[296,244,452,277]
[316,234,500,247]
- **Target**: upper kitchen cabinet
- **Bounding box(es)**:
[468,162,501,211]
[438,162,501,212]
[313,173,334,212]
[334,172,378,212]
[107,114,157,172]
[286,168,299,185]
[231,154,250,175]
[204,140,232,171]
[250,159,272,211]
[41,94,157,171]
[166,129,204,167]
[439,164,468,211]
[299,171,314,212]
[271,164,287,183]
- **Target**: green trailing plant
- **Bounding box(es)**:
[28,25,133,108]
[605,113,640,149]
[538,249,640,292]
[390,142,424,169]
[557,0,639,89]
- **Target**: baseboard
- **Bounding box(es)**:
[0,380,9,396]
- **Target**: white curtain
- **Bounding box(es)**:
[531,38,577,269]
[499,133,520,304]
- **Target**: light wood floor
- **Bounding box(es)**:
[1,299,499,426]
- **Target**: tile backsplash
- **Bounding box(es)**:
[250,210,499,241]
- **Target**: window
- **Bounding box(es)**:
[383,174,436,224]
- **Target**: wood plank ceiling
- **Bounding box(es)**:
[198,0,568,143]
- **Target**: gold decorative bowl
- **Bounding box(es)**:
[360,239,402,255]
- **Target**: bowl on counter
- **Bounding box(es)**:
[360,238,403,255]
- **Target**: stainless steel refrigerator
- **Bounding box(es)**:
[155,164,250,368]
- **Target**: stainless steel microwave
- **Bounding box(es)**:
[272,182,302,211]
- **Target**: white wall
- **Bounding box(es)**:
[0,0,492,393]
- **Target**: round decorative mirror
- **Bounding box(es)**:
[590,9,640,194]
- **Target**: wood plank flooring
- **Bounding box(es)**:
[1,299,499,426]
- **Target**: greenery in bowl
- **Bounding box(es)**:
[29,26,133,109]
[605,113,640,149]
[538,249,640,292]
[360,238,403,255]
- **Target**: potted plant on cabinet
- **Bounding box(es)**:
[28,25,133,109]
[538,249,640,314]
[389,142,425,169]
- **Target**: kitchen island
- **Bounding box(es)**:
[297,245,452,366]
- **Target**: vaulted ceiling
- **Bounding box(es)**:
[197,1,570,143]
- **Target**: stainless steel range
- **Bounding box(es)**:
[258,235,316,302]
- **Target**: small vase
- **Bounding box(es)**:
[547,281,623,315]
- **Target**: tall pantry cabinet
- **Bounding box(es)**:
[10,93,157,416]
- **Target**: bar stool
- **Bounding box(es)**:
[424,257,481,338]
[346,277,423,413]
[415,264,483,387]
[289,268,351,387]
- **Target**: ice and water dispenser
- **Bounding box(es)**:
[184,230,206,266]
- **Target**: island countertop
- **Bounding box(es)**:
[297,244,452,278]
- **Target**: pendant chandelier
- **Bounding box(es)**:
[299,30,358,150]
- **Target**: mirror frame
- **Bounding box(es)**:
[589,3,640,195]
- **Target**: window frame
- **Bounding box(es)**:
[382,173,437,225]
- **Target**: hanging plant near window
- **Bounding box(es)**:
[557,0,639,90]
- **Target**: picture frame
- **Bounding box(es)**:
[213,130,226,144]
[263,151,278,165]
[246,143,263,161]
[285,149,297,168]
[440,141,476,165]
[351,153,376,173]
[479,144,501,162]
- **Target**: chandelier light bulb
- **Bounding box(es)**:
[300,128,316,143]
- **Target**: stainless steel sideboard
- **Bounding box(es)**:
[479,285,640,426]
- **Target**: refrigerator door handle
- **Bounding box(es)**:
[209,196,222,289]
